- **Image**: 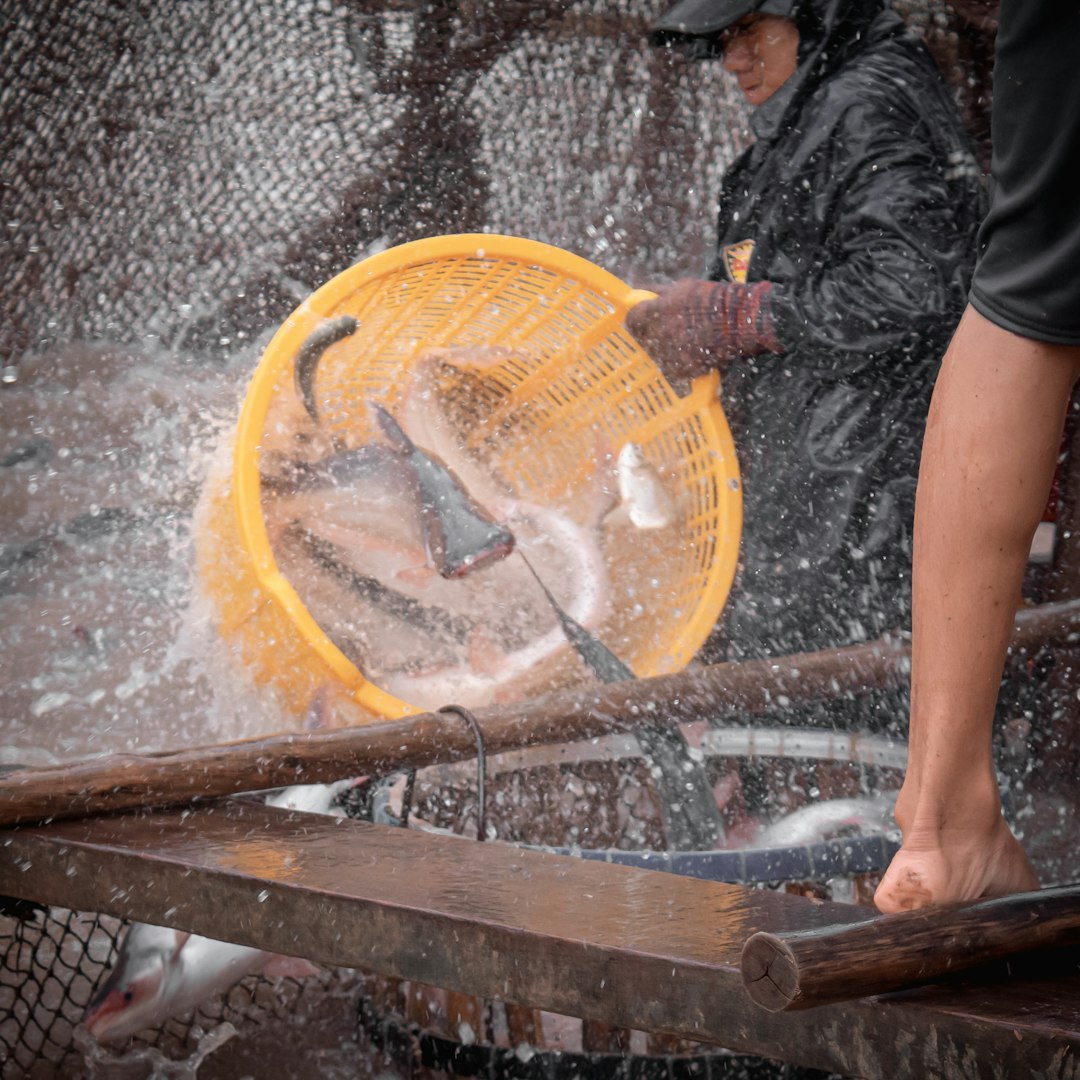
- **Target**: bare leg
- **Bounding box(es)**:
[875,306,1080,913]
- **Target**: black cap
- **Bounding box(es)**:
[649,0,759,45]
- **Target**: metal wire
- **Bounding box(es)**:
[438,704,488,841]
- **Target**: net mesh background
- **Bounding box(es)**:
[0,0,989,1073]
[0,0,982,365]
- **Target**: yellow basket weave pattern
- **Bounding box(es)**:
[197,234,741,722]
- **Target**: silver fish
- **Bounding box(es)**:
[263,778,355,816]
[292,526,474,646]
[82,923,318,1043]
[261,442,404,496]
[264,442,480,644]
[603,443,674,530]
[750,794,898,849]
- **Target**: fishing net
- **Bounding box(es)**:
[0,0,991,371]
[1,729,899,1079]
[0,905,364,1079]
[1,0,993,1075]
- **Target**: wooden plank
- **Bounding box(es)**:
[504,1003,543,1048]
[581,1019,631,1053]
[404,980,444,1031]
[3,599,1078,829]
[2,801,1079,1079]
[447,990,485,1042]
[741,883,1080,1011]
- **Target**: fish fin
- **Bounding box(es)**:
[303,683,369,730]
[170,931,191,964]
[602,502,631,528]
[262,954,322,980]
[467,628,506,677]
[394,563,439,586]
[628,505,667,530]
[370,403,413,454]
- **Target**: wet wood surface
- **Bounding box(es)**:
[741,882,1080,1011]
[3,598,1078,828]
[2,799,1079,1078]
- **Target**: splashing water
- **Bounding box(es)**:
[0,341,301,764]
[73,1022,239,1080]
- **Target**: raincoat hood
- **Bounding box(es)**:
[751,0,889,140]
[790,0,890,81]
[651,0,888,74]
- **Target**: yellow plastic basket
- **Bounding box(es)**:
[196,234,741,723]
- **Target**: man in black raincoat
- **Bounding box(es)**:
[629,0,985,730]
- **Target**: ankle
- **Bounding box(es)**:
[900,769,1003,840]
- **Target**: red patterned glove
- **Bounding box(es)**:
[625,279,782,381]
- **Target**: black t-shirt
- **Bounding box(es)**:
[969,0,1080,345]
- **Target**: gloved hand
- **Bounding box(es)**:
[625,278,782,381]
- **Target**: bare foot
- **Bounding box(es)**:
[874,815,1038,913]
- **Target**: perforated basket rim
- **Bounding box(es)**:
[231,233,741,719]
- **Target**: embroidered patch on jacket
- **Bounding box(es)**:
[721,239,755,283]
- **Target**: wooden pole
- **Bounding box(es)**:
[740,882,1080,1012]
[2,599,1077,828]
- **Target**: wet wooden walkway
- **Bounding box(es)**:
[3,798,1079,1079]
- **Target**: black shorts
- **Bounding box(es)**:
[969,0,1080,346]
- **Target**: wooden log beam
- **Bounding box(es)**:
[741,882,1080,1012]
[2,599,1077,828]
[2,800,1079,1079]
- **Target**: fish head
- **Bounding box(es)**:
[438,524,516,578]
[83,925,188,1043]
[616,442,648,476]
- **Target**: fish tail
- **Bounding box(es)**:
[371,403,414,454]
[294,316,359,425]
[518,551,633,682]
